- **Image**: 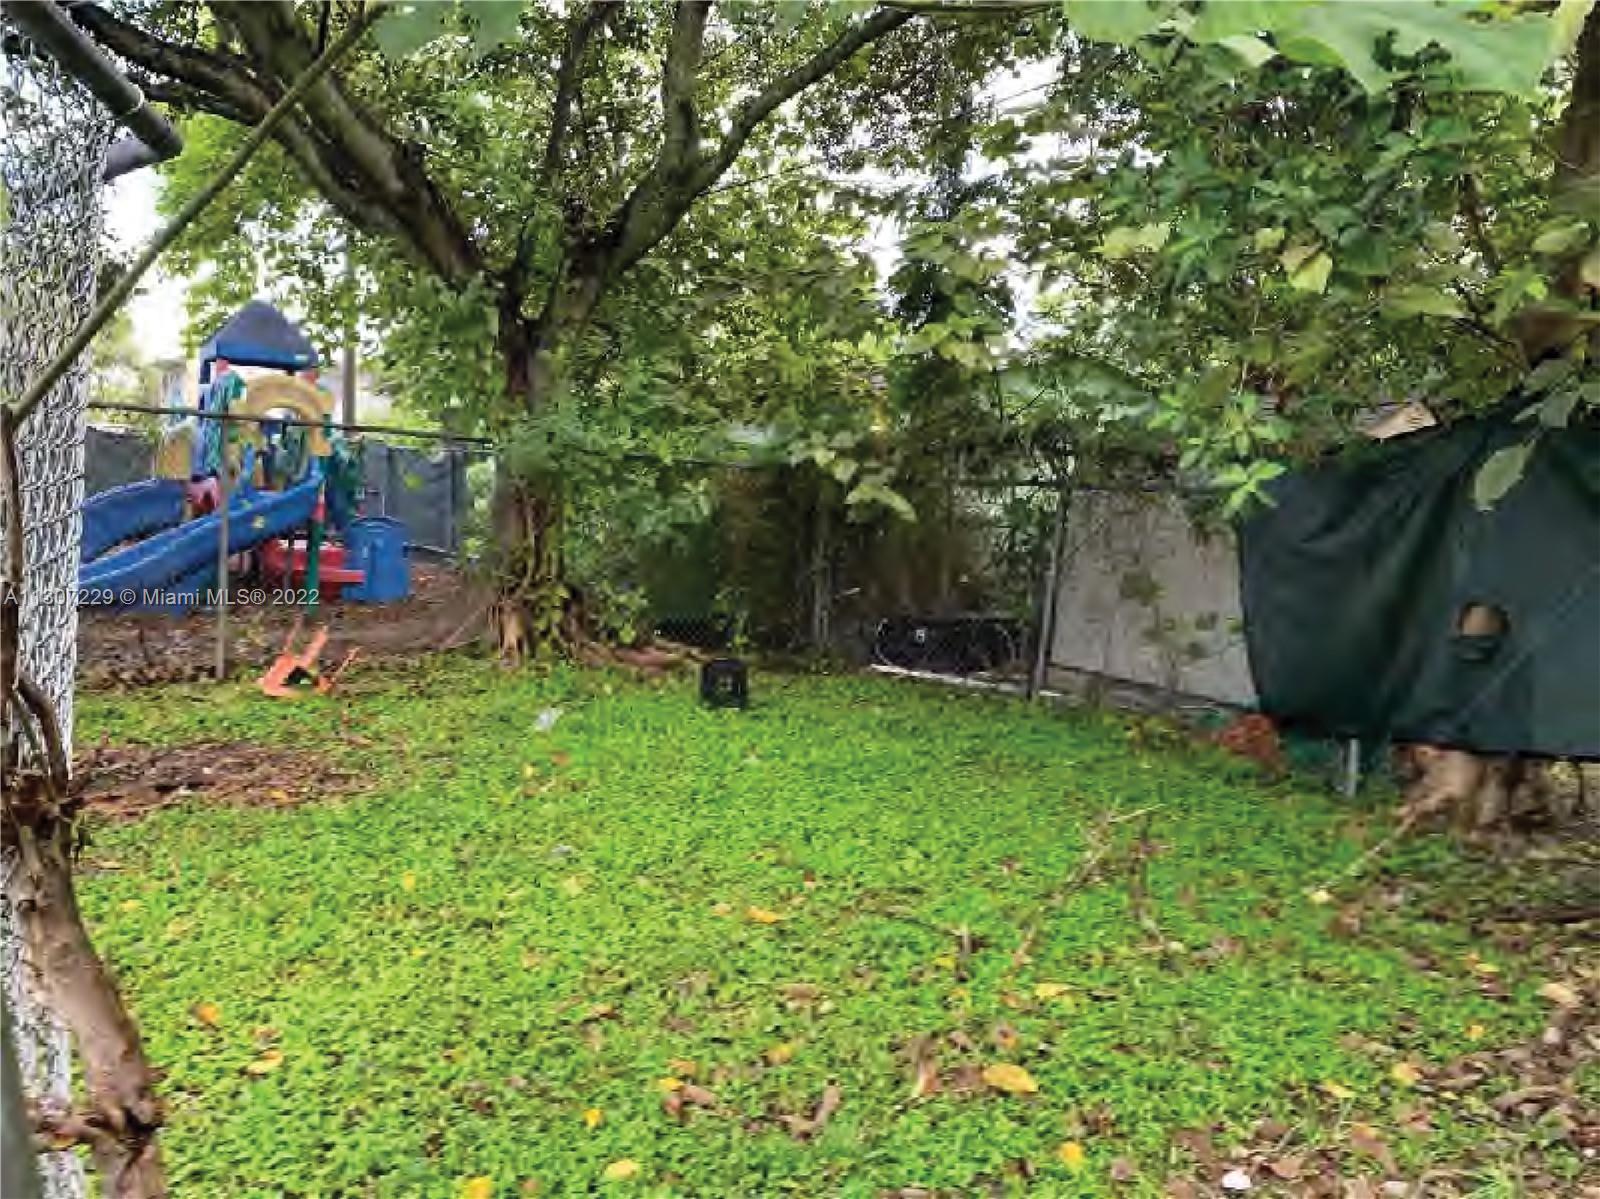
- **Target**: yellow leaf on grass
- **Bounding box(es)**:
[1466,1023,1486,1041]
[560,875,586,897]
[1057,1141,1086,1171]
[193,1001,221,1028]
[1307,889,1333,906]
[1538,981,1580,1009]
[118,899,142,913]
[764,1042,796,1065]
[461,1179,494,1199]
[245,1049,284,1076]
[932,953,957,970]
[745,906,783,925]
[582,1107,603,1129]
[601,1159,639,1182]
[656,1077,684,1092]
[1033,982,1070,1000]
[1391,1061,1422,1086]
[1320,1080,1355,1101]
[401,871,417,892]
[981,1063,1039,1094]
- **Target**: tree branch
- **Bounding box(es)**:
[1458,172,1500,275]
[1554,6,1600,196]
[74,2,421,249]
[529,3,915,364]
[1553,7,1599,307]
[542,1,615,184]
[133,75,252,124]
[71,0,480,282]
[611,4,914,272]
[880,0,1047,12]
[68,2,273,118]
[211,0,481,282]
[214,1,402,192]
[689,6,913,195]
[506,1,617,301]
[660,1,712,173]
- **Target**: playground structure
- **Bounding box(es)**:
[77,302,410,611]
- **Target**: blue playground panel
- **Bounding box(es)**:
[80,478,185,562]
[79,477,320,610]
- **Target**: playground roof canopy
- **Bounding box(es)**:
[199,300,318,381]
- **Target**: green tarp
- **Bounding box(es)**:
[1238,413,1600,758]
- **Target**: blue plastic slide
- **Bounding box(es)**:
[79,477,320,608]
[79,478,187,562]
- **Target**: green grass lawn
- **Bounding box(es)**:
[73,660,1586,1197]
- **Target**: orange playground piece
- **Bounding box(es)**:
[259,617,329,697]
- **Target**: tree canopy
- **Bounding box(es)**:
[79,0,1600,606]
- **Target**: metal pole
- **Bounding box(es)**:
[86,400,493,446]
[809,482,832,652]
[1,1000,43,1199]
[1340,737,1361,798]
[214,458,230,681]
[341,249,358,426]
[447,449,459,557]
[1028,487,1068,700]
[1,0,183,181]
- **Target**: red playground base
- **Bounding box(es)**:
[258,538,365,598]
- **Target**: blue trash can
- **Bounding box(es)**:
[344,516,410,603]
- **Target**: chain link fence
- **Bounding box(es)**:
[621,472,1055,684]
[1,15,115,1194]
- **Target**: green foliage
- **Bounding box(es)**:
[1472,440,1533,511]
[75,663,1582,1195]
[89,307,162,413]
[1060,0,1578,97]
[148,0,1597,529]
[373,2,530,61]
[158,115,360,357]
[991,5,1598,509]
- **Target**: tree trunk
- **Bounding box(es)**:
[6,781,165,1197]
[489,471,568,661]
[481,298,558,659]
[486,259,611,660]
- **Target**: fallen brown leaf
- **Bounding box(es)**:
[1268,1154,1304,1180]
[1348,1123,1396,1173]
[781,1083,842,1141]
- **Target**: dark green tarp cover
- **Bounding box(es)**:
[1238,413,1600,758]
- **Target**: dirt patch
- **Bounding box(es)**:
[77,563,490,690]
[76,740,362,821]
